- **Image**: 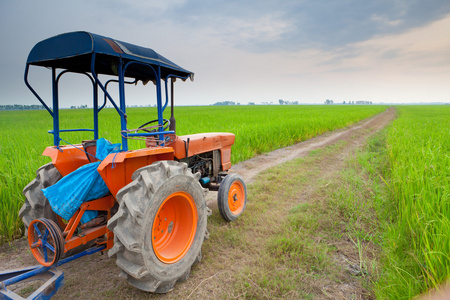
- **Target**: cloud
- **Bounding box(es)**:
[1,0,449,106]
[144,0,450,52]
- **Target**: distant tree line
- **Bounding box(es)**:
[212,101,241,106]
[0,104,45,111]
[326,100,373,105]
[70,105,88,109]
[279,99,299,105]
[213,100,301,106]
[343,100,373,105]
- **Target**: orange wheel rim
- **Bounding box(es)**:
[28,219,58,267]
[152,192,198,264]
[228,181,245,215]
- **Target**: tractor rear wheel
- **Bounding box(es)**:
[19,162,94,258]
[19,163,63,236]
[107,161,209,293]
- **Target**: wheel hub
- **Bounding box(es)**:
[152,192,198,264]
[228,181,245,215]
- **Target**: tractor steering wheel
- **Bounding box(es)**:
[137,118,170,133]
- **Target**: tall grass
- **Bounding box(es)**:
[375,106,450,299]
[170,105,386,162]
[0,105,386,244]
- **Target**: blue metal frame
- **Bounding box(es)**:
[24,65,53,117]
[163,75,189,111]
[0,267,63,300]
[101,79,137,111]
[55,70,99,141]
[24,31,193,151]
[121,60,164,147]
[25,66,100,148]
[0,246,105,300]
[90,54,127,121]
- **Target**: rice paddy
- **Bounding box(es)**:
[375,106,450,298]
[0,105,385,244]
[1,104,449,298]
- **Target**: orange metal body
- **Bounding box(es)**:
[97,147,174,197]
[43,145,174,253]
[166,133,235,170]
[41,132,234,254]
[44,145,174,197]
[62,196,115,252]
[44,145,91,176]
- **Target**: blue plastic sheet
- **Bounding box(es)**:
[42,139,120,224]
[95,138,121,160]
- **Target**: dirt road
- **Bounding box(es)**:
[230,107,395,184]
[0,107,396,299]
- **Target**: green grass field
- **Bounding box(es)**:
[0,104,449,298]
[374,106,450,298]
[0,105,385,244]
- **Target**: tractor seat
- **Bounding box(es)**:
[82,140,98,162]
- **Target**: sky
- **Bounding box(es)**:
[1,0,450,107]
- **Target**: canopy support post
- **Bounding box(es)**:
[52,68,60,148]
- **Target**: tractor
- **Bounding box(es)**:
[11,31,247,295]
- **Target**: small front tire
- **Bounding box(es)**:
[217,173,247,222]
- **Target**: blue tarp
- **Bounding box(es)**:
[42,139,120,224]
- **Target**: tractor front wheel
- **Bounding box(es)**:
[107,161,209,293]
[217,173,247,222]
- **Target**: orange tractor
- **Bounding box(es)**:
[10,31,247,296]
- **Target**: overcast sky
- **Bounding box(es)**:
[1,1,449,107]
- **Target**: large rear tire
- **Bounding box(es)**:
[19,163,63,236]
[107,161,209,293]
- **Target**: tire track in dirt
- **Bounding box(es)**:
[206,107,396,209]
[192,107,397,299]
[205,107,395,209]
[230,107,396,184]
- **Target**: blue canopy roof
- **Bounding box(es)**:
[27,31,194,81]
